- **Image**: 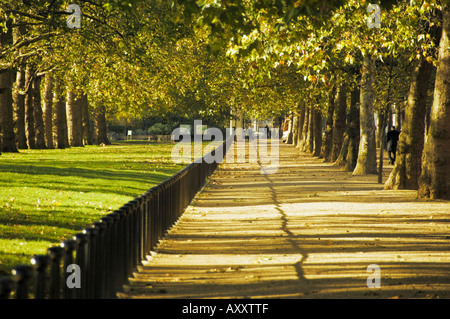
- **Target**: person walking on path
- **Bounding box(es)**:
[387,125,400,164]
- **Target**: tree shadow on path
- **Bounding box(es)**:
[119,142,450,299]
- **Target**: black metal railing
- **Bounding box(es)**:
[0,135,233,299]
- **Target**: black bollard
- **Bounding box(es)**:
[100,215,114,298]
[47,246,64,299]
[83,226,98,299]
[73,233,88,298]
[107,212,121,295]
[61,239,77,299]
[31,254,50,299]
[11,265,33,299]
[93,221,106,298]
[0,277,14,299]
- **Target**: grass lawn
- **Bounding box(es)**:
[0,140,218,277]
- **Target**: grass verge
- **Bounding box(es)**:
[0,141,197,276]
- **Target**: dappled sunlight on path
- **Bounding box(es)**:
[118,142,450,299]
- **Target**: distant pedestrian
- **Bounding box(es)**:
[386,126,400,164]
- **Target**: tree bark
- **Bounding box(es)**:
[66,89,84,147]
[24,64,36,149]
[80,92,92,145]
[33,76,46,149]
[335,84,360,171]
[53,80,67,149]
[418,3,450,200]
[0,69,17,153]
[320,85,336,161]
[353,55,377,175]
[331,83,347,162]
[299,106,310,152]
[13,67,27,149]
[93,103,111,145]
[306,106,314,153]
[43,73,54,149]
[296,102,305,148]
[0,18,18,153]
[313,106,322,157]
[292,112,299,147]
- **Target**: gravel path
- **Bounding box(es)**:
[118,142,450,299]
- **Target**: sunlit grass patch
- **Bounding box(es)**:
[0,142,189,276]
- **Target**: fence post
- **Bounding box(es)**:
[11,265,33,299]
[147,188,157,250]
[0,277,14,299]
[93,220,106,298]
[100,215,114,298]
[73,233,88,299]
[47,246,64,299]
[136,196,145,263]
[83,226,98,299]
[61,239,77,299]
[107,212,120,295]
[115,208,128,287]
[121,204,133,278]
[31,254,50,299]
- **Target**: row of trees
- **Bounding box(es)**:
[1,1,449,200]
[0,0,248,153]
[174,0,449,200]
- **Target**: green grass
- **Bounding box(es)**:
[0,141,202,277]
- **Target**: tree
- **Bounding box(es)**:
[53,79,67,149]
[353,54,377,175]
[418,2,450,200]
[385,6,442,190]
[0,16,18,153]
[331,82,347,162]
[66,88,84,147]
[24,64,36,149]
[43,73,54,149]
[335,84,360,171]
[33,75,46,149]
[320,85,336,161]
[13,67,27,149]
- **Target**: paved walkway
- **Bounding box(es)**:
[118,141,450,299]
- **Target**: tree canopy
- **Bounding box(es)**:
[1,0,450,199]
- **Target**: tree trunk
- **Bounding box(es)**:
[0,69,17,153]
[336,84,361,171]
[43,73,54,149]
[377,108,387,183]
[0,18,18,153]
[299,106,310,152]
[331,83,347,162]
[385,57,434,189]
[93,103,111,145]
[353,55,377,175]
[80,92,92,145]
[292,112,299,147]
[13,67,27,149]
[306,106,314,153]
[24,65,36,149]
[33,76,46,149]
[418,4,450,200]
[313,106,322,157]
[53,80,67,149]
[296,103,305,148]
[66,89,84,147]
[320,85,336,161]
